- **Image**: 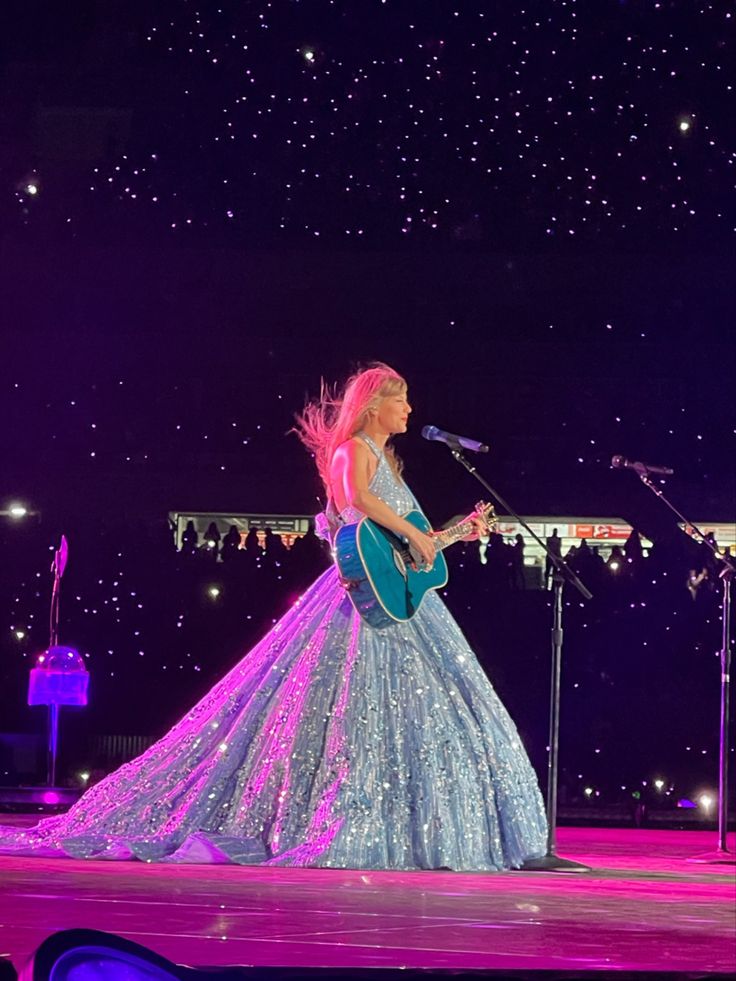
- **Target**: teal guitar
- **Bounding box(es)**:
[334,502,495,629]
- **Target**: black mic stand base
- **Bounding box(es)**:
[686,848,735,866]
[629,472,734,867]
[686,568,734,865]
[517,853,591,873]
[445,447,592,875]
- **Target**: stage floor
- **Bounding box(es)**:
[0,825,733,975]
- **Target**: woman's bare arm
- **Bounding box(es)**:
[332,439,436,567]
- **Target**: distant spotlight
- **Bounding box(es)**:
[25,182,39,195]
[609,560,620,572]
[654,778,665,791]
[208,586,221,599]
[584,786,594,798]
[678,118,691,132]
[698,792,714,812]
[9,504,28,518]
[206,539,217,548]
[79,771,90,784]
[14,629,26,640]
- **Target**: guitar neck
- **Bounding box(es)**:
[432,518,476,552]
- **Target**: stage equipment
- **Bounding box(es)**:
[19,927,461,980]
[335,503,495,627]
[613,459,735,864]
[431,440,592,873]
[27,536,89,788]
[421,424,489,454]
[19,928,203,980]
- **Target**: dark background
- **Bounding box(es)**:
[0,1,733,808]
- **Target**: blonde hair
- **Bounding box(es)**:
[293,362,407,499]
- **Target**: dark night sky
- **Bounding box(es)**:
[0,2,733,803]
[0,0,733,532]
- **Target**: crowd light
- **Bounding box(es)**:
[207,585,221,599]
[697,792,714,812]
[654,778,665,791]
[5,503,28,518]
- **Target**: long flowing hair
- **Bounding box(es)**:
[293,362,407,499]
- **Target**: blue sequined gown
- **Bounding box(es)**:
[0,434,547,869]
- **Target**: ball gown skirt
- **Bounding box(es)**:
[0,438,547,870]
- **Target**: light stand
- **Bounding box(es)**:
[47,538,66,787]
[445,443,592,872]
[630,468,735,864]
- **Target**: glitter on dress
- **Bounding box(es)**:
[0,433,546,869]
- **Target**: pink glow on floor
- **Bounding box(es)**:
[0,825,733,973]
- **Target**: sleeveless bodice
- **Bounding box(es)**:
[317,432,416,543]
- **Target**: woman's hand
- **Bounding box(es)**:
[406,527,437,570]
[461,512,491,542]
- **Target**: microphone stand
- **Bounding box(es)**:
[444,442,592,872]
[630,467,735,864]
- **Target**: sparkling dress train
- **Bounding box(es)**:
[0,434,547,869]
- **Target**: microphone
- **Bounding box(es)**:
[611,455,674,476]
[422,425,489,454]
